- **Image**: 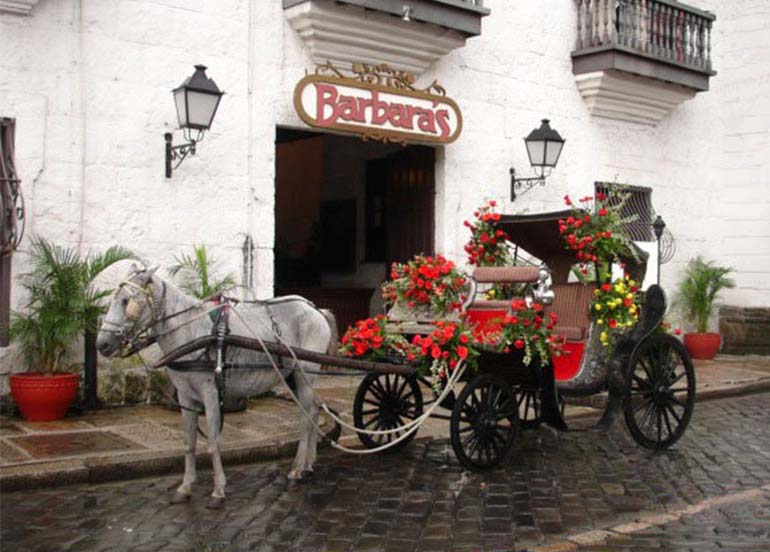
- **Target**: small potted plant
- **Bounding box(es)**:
[675,256,735,360]
[9,238,133,421]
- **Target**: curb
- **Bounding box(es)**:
[2,381,770,493]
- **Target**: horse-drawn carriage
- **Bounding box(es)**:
[349,209,695,470]
[96,205,695,505]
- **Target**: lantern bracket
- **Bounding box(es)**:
[509,167,549,202]
[165,130,205,178]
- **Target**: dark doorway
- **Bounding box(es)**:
[274,128,436,333]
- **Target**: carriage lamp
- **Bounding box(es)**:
[510,119,566,201]
[164,65,224,178]
[653,215,666,284]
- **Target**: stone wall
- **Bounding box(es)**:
[720,306,770,355]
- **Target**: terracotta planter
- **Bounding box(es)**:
[684,332,721,360]
[9,373,79,421]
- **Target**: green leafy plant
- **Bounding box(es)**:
[168,244,236,300]
[10,238,134,374]
[675,256,735,333]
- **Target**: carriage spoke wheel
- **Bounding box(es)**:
[451,374,519,471]
[353,373,423,452]
[623,333,695,450]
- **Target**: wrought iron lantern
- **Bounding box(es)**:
[164,65,224,178]
[510,119,565,201]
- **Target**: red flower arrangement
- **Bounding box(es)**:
[411,320,480,390]
[338,315,412,360]
[489,299,564,367]
[381,254,468,316]
[463,200,510,267]
[559,191,637,274]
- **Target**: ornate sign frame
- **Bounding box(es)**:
[293,62,463,146]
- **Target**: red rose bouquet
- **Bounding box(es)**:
[559,191,637,275]
[338,315,413,361]
[381,254,469,316]
[463,200,510,267]
[491,299,564,367]
[411,320,480,390]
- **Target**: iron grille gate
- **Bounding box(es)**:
[1,117,25,346]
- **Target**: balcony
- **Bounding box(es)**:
[572,0,716,125]
[284,0,490,75]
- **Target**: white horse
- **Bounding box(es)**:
[96,266,337,509]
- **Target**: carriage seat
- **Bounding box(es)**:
[545,283,596,343]
[469,266,540,310]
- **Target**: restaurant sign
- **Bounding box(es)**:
[293,62,462,145]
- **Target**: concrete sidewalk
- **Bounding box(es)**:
[2,355,770,492]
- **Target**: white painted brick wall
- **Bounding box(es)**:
[1,0,769,378]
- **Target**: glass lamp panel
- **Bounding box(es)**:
[173,89,188,128]
[544,140,565,167]
[525,139,546,167]
[186,90,221,129]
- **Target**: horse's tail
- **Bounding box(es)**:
[320,308,339,355]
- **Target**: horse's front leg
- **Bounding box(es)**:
[171,400,198,504]
[202,384,227,509]
[289,367,318,481]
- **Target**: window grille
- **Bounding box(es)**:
[595,181,653,242]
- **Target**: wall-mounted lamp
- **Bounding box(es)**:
[510,119,565,201]
[165,65,224,178]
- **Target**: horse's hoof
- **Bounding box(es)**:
[206,496,226,510]
[301,470,314,480]
[170,492,191,505]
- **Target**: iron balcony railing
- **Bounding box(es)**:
[575,0,715,73]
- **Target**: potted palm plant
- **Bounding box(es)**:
[675,256,735,360]
[9,238,133,420]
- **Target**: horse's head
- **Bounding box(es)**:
[96,264,161,357]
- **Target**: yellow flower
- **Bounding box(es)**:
[628,279,636,287]
[594,289,601,296]
[626,293,634,300]
[600,331,608,341]
[595,304,602,311]
[597,319,604,325]
[487,288,496,298]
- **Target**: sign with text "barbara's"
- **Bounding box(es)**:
[293,63,462,145]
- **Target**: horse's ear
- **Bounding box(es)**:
[141,265,159,284]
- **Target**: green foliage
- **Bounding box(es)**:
[168,244,236,300]
[675,256,735,333]
[9,238,134,374]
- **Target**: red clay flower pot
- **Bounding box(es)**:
[9,373,79,421]
[683,332,721,360]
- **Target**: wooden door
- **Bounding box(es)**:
[385,146,435,264]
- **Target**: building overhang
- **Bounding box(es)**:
[284,0,489,75]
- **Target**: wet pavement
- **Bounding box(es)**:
[2,355,770,493]
[2,392,770,551]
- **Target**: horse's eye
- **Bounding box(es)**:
[122,298,129,307]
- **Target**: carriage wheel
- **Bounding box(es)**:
[353,373,423,452]
[450,374,519,471]
[623,333,695,450]
[516,386,542,429]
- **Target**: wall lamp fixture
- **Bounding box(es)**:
[510,119,565,201]
[165,65,224,178]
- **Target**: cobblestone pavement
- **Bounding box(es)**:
[2,393,770,552]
